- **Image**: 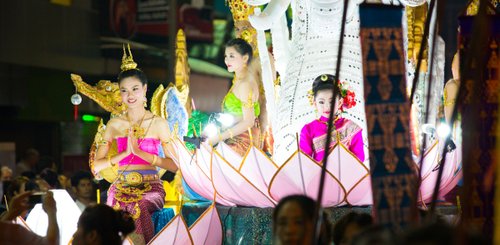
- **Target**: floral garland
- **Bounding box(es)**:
[338,80,356,111]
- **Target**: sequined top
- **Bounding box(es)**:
[115,137,160,166]
[222,92,260,117]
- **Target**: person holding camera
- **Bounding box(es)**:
[0,191,59,245]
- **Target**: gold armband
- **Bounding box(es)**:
[444,100,455,106]
[242,90,255,109]
[152,155,158,166]
[161,138,173,146]
[99,140,111,146]
[108,155,116,167]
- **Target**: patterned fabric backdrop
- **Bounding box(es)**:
[360,3,416,231]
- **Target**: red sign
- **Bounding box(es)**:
[107,0,213,42]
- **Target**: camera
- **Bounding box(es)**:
[28,192,46,208]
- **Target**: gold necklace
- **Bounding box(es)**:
[317,116,341,127]
[127,111,147,138]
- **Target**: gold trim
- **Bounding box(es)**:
[148,214,194,244]
[344,173,371,206]
[267,149,348,205]
[188,203,219,230]
[212,146,276,205]
[174,136,234,205]
[414,140,439,179]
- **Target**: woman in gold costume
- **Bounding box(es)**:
[92,65,177,243]
[206,38,263,155]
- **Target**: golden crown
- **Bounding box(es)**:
[121,43,138,71]
[227,0,254,21]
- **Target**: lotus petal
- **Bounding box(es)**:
[419,141,462,203]
[239,145,278,194]
[268,151,347,207]
[215,142,243,169]
[189,204,223,245]
[148,214,193,245]
[327,144,372,205]
[175,139,235,206]
[211,142,276,207]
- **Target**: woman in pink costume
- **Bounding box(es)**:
[92,68,178,243]
[300,74,365,163]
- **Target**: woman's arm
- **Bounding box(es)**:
[349,129,365,163]
[93,119,130,172]
[209,82,259,144]
[131,118,178,172]
[443,80,459,124]
[299,124,314,157]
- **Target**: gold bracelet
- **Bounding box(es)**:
[108,155,116,167]
[152,155,158,166]
[444,99,456,106]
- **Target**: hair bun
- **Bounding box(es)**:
[312,74,336,94]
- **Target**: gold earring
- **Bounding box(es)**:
[143,96,147,107]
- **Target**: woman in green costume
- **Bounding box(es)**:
[206,38,263,155]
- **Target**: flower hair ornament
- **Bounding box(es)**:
[307,75,357,112]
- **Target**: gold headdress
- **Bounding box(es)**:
[227,0,258,55]
[227,0,254,21]
[120,43,138,71]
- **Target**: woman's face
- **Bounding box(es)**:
[119,77,146,109]
[224,46,248,73]
[314,89,341,118]
[275,201,313,245]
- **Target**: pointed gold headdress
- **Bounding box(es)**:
[120,43,138,71]
[227,0,254,21]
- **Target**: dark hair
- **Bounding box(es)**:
[226,38,253,65]
[399,222,456,245]
[39,168,61,189]
[71,171,93,187]
[21,170,36,180]
[117,69,148,85]
[273,195,331,244]
[312,74,340,98]
[6,176,39,200]
[333,212,373,245]
[78,204,135,245]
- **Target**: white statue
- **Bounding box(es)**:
[248,0,367,164]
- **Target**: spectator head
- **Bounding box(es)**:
[36,156,57,174]
[333,212,373,245]
[351,225,395,245]
[72,204,135,245]
[22,148,40,167]
[1,166,13,181]
[39,168,61,189]
[273,195,331,244]
[6,176,39,200]
[21,170,36,180]
[399,222,456,245]
[71,171,94,200]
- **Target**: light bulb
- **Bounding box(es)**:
[71,94,82,105]
[204,123,218,138]
[217,113,235,127]
[437,123,451,139]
